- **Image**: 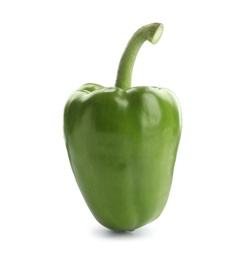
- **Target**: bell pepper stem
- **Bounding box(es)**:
[115,23,164,90]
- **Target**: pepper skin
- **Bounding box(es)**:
[64,23,182,231]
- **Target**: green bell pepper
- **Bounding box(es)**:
[64,23,182,231]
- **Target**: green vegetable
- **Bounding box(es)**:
[64,23,182,231]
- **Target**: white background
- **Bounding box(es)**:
[1,0,246,259]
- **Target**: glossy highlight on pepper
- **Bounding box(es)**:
[64,23,182,231]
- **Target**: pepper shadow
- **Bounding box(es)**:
[92,225,153,239]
